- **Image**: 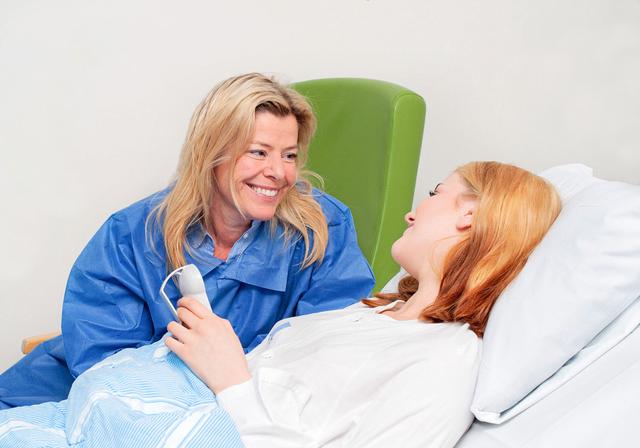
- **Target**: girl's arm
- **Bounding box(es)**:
[166,297,315,447]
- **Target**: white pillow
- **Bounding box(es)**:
[380,268,407,293]
[470,164,640,423]
[481,295,640,424]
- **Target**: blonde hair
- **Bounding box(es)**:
[368,161,562,336]
[149,73,327,270]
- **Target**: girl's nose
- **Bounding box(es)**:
[404,211,415,225]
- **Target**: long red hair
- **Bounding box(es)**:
[364,162,561,336]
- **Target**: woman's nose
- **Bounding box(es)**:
[404,211,415,225]
[264,154,285,180]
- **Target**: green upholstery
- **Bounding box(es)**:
[292,78,426,291]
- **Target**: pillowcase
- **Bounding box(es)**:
[483,295,640,424]
[470,164,640,423]
[380,268,407,293]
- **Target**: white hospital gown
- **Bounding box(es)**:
[218,302,482,447]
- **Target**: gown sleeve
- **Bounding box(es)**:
[61,212,155,377]
[216,371,316,448]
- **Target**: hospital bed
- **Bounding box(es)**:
[457,163,640,448]
[457,320,640,447]
[383,163,640,447]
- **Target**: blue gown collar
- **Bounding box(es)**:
[185,221,293,292]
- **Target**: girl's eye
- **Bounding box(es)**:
[428,190,436,197]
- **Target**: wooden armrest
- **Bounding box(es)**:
[21,331,61,355]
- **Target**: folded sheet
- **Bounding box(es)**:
[0,340,243,448]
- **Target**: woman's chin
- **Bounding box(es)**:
[241,203,279,222]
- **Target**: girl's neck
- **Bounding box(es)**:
[383,271,440,321]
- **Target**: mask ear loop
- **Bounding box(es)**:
[159,266,186,322]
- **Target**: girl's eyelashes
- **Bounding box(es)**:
[429,183,443,197]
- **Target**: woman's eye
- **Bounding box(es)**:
[428,190,436,197]
[283,152,298,162]
[248,149,267,158]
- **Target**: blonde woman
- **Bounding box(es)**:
[0,162,561,447]
[0,73,374,409]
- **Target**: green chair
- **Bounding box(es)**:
[292,78,426,292]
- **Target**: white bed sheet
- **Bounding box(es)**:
[456,324,640,448]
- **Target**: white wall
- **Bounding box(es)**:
[1,0,639,371]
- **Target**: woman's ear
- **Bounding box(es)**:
[456,199,477,231]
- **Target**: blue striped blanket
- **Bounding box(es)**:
[0,339,244,447]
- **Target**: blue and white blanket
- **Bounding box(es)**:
[0,340,244,447]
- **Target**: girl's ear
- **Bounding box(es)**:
[456,199,477,231]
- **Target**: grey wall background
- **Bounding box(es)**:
[1,0,639,370]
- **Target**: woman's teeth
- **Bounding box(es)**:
[250,185,278,197]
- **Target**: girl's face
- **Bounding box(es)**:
[213,111,299,226]
[391,172,476,279]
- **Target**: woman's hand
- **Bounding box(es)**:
[165,296,251,395]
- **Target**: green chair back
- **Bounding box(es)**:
[292,78,426,291]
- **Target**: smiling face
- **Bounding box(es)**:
[391,172,477,280]
[212,111,300,228]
